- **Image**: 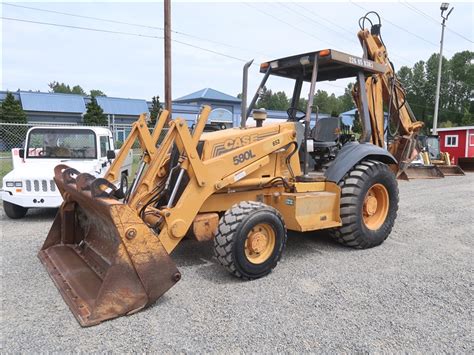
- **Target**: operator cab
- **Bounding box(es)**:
[242,49,386,173]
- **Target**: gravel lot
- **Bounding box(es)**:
[1,174,473,353]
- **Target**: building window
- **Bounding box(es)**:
[445,135,458,147]
[469,134,474,147]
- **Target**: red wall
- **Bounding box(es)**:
[468,130,474,157]
[439,129,469,164]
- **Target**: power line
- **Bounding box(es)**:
[400,1,473,44]
[1,17,251,63]
[282,2,413,66]
[350,1,455,56]
[292,3,355,37]
[242,2,332,48]
[3,2,269,58]
[276,2,354,45]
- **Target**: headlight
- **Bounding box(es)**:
[5,181,22,188]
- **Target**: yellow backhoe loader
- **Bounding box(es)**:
[39,22,404,327]
[352,12,464,179]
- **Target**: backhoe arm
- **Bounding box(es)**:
[355,26,424,171]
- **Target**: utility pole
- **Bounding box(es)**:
[164,0,172,118]
[432,2,453,135]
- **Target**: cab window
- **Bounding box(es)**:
[100,136,110,157]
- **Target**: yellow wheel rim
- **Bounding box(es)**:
[362,183,389,230]
[244,223,276,264]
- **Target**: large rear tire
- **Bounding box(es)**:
[3,200,28,219]
[329,159,398,249]
[214,201,287,279]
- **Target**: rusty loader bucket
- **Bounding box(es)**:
[399,165,445,179]
[458,157,474,172]
[436,164,465,176]
[38,165,180,326]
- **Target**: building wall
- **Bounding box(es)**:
[466,129,474,158]
[439,129,468,164]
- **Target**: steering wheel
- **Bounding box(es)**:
[287,107,306,121]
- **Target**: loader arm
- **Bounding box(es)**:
[104,109,169,183]
[128,118,298,254]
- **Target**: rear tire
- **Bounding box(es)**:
[329,159,398,249]
[214,201,287,279]
[3,201,28,219]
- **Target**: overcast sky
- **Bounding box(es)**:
[1,1,472,101]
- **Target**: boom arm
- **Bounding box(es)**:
[355,22,424,171]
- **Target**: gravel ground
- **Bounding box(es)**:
[1,174,473,353]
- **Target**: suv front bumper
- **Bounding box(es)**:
[1,190,63,208]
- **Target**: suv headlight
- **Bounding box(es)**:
[5,181,22,188]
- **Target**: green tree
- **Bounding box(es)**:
[49,81,86,95]
[396,51,474,129]
[256,86,290,111]
[0,92,27,123]
[83,97,107,125]
[150,95,163,125]
[90,89,106,97]
[0,92,28,149]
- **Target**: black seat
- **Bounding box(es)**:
[311,116,340,147]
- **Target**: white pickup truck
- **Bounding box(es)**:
[1,126,132,219]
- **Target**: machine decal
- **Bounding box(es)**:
[211,130,278,157]
[233,150,256,165]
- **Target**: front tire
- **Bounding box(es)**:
[214,201,287,279]
[3,201,28,219]
[329,159,398,249]
[114,172,128,199]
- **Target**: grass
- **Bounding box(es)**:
[0,152,13,182]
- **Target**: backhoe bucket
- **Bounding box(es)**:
[437,164,465,176]
[38,165,180,327]
[401,165,445,179]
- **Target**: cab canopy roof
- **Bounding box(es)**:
[259,49,386,82]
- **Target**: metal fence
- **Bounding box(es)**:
[0,121,136,181]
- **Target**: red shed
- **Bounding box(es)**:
[436,126,474,164]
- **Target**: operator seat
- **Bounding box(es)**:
[311,116,340,147]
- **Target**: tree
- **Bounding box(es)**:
[396,50,474,129]
[90,89,106,97]
[0,92,28,149]
[0,92,27,123]
[48,81,106,97]
[49,81,86,95]
[83,97,107,125]
[150,96,163,125]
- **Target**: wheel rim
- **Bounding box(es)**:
[244,223,276,264]
[121,176,128,195]
[362,183,389,230]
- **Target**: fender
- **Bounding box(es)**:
[324,142,397,183]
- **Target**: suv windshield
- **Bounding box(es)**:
[27,128,97,159]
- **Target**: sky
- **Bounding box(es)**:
[1,0,473,102]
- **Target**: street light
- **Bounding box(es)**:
[432,2,454,135]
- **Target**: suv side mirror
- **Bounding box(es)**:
[106,150,116,160]
[19,149,25,159]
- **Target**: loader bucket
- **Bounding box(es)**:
[401,165,445,179]
[458,157,474,172]
[38,165,180,327]
[436,164,465,176]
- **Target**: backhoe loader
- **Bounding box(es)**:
[39,24,401,327]
[352,12,463,179]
